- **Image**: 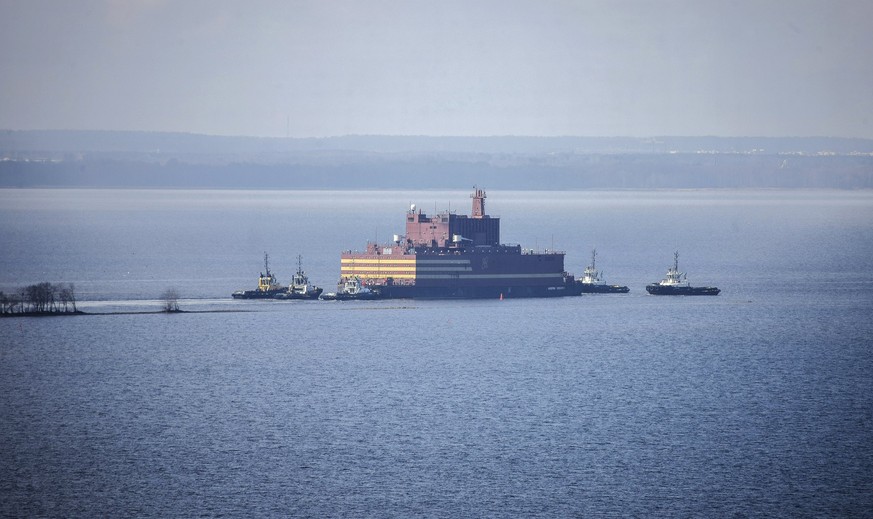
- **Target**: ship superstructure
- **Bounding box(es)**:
[338,188,577,299]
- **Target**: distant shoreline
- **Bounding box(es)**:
[3,131,872,189]
[2,154,871,189]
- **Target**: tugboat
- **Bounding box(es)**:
[320,276,382,301]
[275,255,323,300]
[231,253,287,299]
[646,251,720,296]
[576,249,629,293]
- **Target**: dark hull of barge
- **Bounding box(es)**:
[379,277,578,300]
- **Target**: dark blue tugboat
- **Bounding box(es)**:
[646,251,720,296]
[576,249,629,293]
[320,276,383,301]
[275,255,323,300]
[232,253,287,299]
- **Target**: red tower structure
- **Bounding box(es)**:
[471,188,486,218]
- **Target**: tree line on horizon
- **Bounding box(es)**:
[2,151,871,189]
[0,282,78,315]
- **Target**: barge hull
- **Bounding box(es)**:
[381,281,576,299]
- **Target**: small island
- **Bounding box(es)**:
[0,282,83,317]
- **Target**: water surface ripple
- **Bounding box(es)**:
[1,189,872,516]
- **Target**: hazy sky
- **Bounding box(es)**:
[1,0,871,138]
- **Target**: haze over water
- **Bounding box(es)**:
[1,188,872,516]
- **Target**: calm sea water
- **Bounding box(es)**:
[1,189,872,517]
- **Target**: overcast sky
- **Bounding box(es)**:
[1,0,871,138]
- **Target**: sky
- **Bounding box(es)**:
[1,0,872,138]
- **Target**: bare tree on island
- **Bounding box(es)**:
[2,282,79,315]
[0,291,11,314]
[161,288,180,312]
[61,283,77,313]
[24,282,56,313]
[59,284,72,312]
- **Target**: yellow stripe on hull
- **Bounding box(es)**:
[341,257,472,265]
[341,258,416,265]
[341,273,417,280]
[341,256,560,282]
[341,266,417,272]
[341,267,471,273]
